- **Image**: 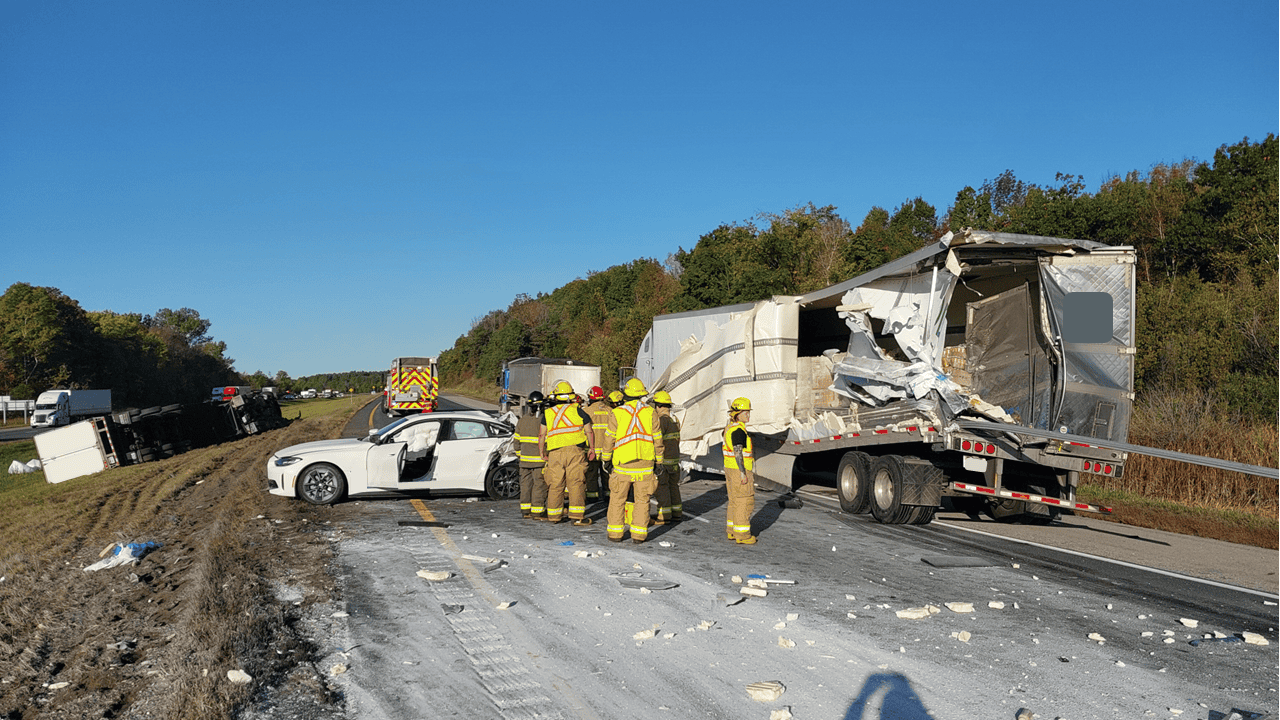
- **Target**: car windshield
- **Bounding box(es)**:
[368,416,419,441]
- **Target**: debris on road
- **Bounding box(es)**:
[633,627,658,641]
[896,605,939,620]
[945,602,974,613]
[951,631,972,642]
[1179,618,1200,628]
[988,601,1005,609]
[1088,633,1106,644]
[417,570,452,581]
[770,708,794,720]
[227,669,252,684]
[715,593,745,607]
[1241,632,1269,645]
[777,636,795,648]
[745,680,786,702]
[497,601,516,610]
[330,664,347,675]
[441,604,463,615]
[740,586,767,598]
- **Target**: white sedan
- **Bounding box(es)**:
[266,410,520,504]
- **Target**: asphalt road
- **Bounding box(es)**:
[293,396,1278,720]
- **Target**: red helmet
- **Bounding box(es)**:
[587,386,605,400]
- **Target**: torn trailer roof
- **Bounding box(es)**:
[643,228,1137,476]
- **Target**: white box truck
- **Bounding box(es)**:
[30,389,112,428]
[499,358,601,411]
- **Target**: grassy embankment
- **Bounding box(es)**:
[0,395,365,720]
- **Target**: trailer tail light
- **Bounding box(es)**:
[1104,464,1113,475]
[961,439,972,451]
[985,443,995,455]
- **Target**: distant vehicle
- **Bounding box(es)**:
[266,410,518,504]
[300,389,317,399]
[31,389,112,428]
[211,386,254,403]
[386,357,440,416]
[261,387,279,398]
[499,357,600,412]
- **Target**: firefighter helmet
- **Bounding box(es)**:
[552,380,575,398]
[607,390,624,405]
[623,377,647,398]
[527,390,545,409]
[652,390,673,406]
[575,394,584,404]
[587,386,605,401]
[729,397,752,412]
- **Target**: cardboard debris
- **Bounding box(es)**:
[945,602,974,613]
[896,605,940,620]
[745,680,786,702]
[740,586,767,598]
[417,570,451,581]
[1179,618,1199,628]
[988,601,1005,609]
[1242,632,1269,646]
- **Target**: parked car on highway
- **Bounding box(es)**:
[266,410,519,504]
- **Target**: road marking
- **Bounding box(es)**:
[796,489,1279,600]
[366,403,379,431]
[410,499,602,719]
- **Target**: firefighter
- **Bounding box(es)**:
[514,391,548,520]
[723,397,757,544]
[602,377,663,543]
[584,386,611,502]
[537,380,596,525]
[651,390,682,524]
[607,390,624,407]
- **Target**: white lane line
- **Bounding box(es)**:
[795,488,1279,600]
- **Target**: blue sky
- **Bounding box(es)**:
[2,1,1275,378]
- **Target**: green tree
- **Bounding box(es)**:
[0,283,97,393]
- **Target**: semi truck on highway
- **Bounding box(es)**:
[638,228,1278,526]
[386,356,440,416]
[498,357,601,411]
[30,389,112,428]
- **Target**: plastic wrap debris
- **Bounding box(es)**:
[84,541,162,572]
[7,459,41,474]
[614,575,678,591]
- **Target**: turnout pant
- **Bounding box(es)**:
[654,464,682,522]
[724,467,755,540]
[544,446,587,521]
[607,470,658,542]
[520,464,546,516]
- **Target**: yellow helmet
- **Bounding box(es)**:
[607,390,624,405]
[652,390,673,405]
[729,397,752,412]
[552,380,574,398]
[623,377,647,398]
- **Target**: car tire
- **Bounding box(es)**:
[297,463,347,505]
[836,451,872,514]
[484,462,520,501]
[869,455,913,525]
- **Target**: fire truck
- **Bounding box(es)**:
[385,357,440,417]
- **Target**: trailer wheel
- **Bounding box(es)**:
[869,455,913,524]
[906,505,937,525]
[484,461,520,500]
[836,451,872,514]
[297,463,347,505]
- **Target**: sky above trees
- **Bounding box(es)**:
[1,1,1275,377]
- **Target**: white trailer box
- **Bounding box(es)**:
[34,419,119,484]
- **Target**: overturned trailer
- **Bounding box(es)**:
[641,229,1275,525]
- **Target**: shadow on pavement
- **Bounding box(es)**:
[842,672,933,720]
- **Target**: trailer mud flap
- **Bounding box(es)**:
[899,459,944,507]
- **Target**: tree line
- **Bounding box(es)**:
[440,135,1277,420]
